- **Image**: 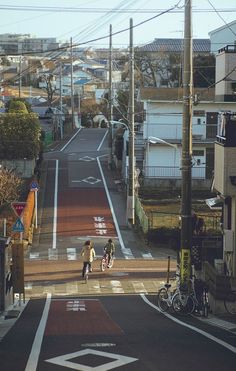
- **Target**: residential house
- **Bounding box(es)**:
[209,20,236,53]
[138,86,236,190]
[213,45,236,281]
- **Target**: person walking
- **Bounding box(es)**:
[80,240,96,277]
[103,238,115,266]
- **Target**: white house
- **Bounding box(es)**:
[139,87,236,189]
[209,20,236,53]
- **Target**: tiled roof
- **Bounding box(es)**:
[139,87,215,102]
[138,38,211,53]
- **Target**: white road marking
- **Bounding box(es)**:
[111,280,125,294]
[132,281,147,294]
[60,128,82,152]
[142,252,153,259]
[67,247,77,260]
[25,293,52,371]
[46,348,138,370]
[52,159,58,250]
[97,157,134,260]
[97,130,108,151]
[48,248,58,260]
[141,294,236,354]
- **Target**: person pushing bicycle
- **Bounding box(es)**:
[80,240,96,277]
[103,238,115,266]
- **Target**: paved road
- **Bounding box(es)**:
[1,294,236,371]
[1,128,236,370]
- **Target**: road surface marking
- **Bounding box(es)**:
[97,157,134,260]
[97,129,108,151]
[46,348,138,370]
[25,293,52,371]
[52,159,58,249]
[132,281,148,294]
[111,280,125,293]
[142,252,153,259]
[67,247,77,260]
[141,294,236,354]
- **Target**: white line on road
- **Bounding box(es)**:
[52,159,58,249]
[97,129,108,151]
[60,128,82,152]
[97,157,134,259]
[141,294,236,354]
[25,293,52,371]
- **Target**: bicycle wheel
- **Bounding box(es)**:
[202,291,209,318]
[100,258,106,272]
[108,258,113,268]
[157,288,169,312]
[224,291,236,315]
[172,292,195,315]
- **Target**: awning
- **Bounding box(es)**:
[205,197,223,210]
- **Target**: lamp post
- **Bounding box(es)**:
[148,136,178,149]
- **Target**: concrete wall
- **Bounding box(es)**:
[0,159,35,178]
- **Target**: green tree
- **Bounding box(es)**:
[0,99,41,160]
[5,98,32,113]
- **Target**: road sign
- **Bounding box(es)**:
[30,180,39,190]
[11,202,26,217]
[12,218,24,232]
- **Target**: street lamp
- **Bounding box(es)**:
[148,136,178,149]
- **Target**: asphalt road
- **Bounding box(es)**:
[1,128,235,370]
[0,294,235,371]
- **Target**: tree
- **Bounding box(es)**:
[0,168,22,210]
[0,99,41,160]
[134,50,215,88]
[193,54,215,88]
[5,98,33,113]
[135,50,181,87]
[40,74,56,106]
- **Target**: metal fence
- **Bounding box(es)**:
[135,196,222,235]
[143,166,207,179]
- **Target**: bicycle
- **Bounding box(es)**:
[224,290,236,315]
[100,253,113,272]
[172,276,209,317]
[82,262,91,283]
[191,277,209,317]
[156,273,191,314]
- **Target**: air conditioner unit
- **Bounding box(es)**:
[224,229,234,252]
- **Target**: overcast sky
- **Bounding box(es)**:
[0,0,236,48]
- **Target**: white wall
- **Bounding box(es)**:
[143,101,236,141]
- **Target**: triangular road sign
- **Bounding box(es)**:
[12,218,24,232]
[11,202,26,217]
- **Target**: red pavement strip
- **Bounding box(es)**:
[58,189,117,237]
[45,299,123,336]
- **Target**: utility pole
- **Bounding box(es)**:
[70,37,75,129]
[19,56,22,98]
[127,18,135,224]
[59,62,63,139]
[108,24,113,169]
[180,0,193,282]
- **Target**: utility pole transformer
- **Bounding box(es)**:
[180,0,193,282]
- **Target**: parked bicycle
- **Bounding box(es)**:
[171,276,209,317]
[100,253,114,272]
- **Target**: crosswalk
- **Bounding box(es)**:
[24,278,163,297]
[28,247,156,261]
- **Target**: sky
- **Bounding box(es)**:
[0,0,236,48]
